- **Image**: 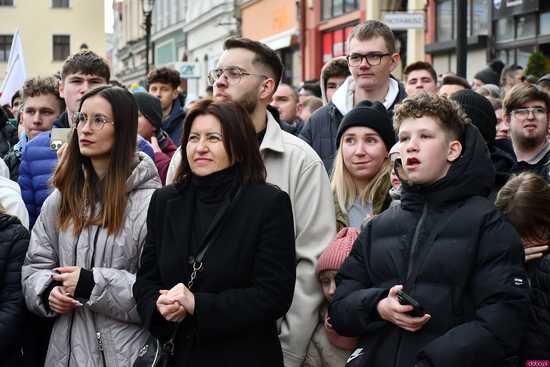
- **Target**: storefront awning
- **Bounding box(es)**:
[260,28,296,51]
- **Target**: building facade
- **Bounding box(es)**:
[0,0,105,84]
[240,0,301,86]
[184,0,239,98]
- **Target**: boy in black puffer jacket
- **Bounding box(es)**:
[329,93,530,367]
[496,172,550,365]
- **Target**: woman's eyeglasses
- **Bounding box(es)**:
[74,112,114,130]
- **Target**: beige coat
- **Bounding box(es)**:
[22,153,161,367]
[166,112,337,367]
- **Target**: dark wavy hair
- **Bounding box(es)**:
[174,99,266,186]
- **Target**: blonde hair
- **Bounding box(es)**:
[0,202,4,214]
[331,145,391,215]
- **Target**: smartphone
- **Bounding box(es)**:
[397,290,425,317]
[50,128,73,151]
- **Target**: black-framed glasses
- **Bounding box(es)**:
[207,67,268,86]
[511,107,547,120]
[74,112,114,130]
[346,53,392,67]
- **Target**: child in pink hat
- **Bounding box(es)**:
[303,227,359,367]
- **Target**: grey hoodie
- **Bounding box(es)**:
[22,152,161,367]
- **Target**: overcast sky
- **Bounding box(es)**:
[105,0,113,33]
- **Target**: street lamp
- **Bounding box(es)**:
[141,0,155,79]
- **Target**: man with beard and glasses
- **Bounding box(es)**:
[504,84,550,182]
[166,37,336,367]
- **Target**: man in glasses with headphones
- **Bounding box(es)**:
[299,20,407,173]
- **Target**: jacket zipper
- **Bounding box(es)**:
[90,227,108,366]
[67,232,82,367]
[394,202,428,366]
[96,331,108,367]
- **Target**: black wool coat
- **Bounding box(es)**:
[133,183,296,367]
[329,125,531,367]
[0,213,30,366]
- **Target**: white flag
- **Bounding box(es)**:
[0,30,27,106]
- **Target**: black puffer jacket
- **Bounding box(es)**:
[520,254,550,362]
[0,213,30,366]
[329,124,530,367]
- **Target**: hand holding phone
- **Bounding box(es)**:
[397,290,426,317]
[50,128,73,151]
[377,285,430,332]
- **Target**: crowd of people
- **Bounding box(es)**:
[0,19,548,367]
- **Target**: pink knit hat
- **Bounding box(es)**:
[316,227,359,276]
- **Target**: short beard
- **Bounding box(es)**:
[237,88,259,114]
[515,134,546,152]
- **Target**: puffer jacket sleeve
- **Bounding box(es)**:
[0,223,29,354]
[329,222,390,337]
[17,148,36,226]
[86,191,153,324]
[21,190,61,317]
[279,159,336,367]
[418,211,530,367]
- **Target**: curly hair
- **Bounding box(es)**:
[393,93,469,141]
[22,76,65,111]
[147,67,181,89]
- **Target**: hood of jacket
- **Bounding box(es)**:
[401,123,495,208]
[491,145,515,188]
[126,152,162,193]
[320,56,349,105]
[0,212,21,230]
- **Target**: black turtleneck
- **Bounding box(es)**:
[190,164,240,253]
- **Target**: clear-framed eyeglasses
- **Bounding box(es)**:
[207,67,268,86]
[511,107,547,120]
[74,112,114,130]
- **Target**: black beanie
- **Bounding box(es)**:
[133,92,163,131]
[336,100,396,151]
[474,68,499,86]
[450,89,497,147]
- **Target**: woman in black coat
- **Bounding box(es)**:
[0,207,30,366]
[133,100,296,367]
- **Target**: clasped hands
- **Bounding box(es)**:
[49,266,82,315]
[156,283,195,323]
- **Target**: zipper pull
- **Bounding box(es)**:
[96,331,104,351]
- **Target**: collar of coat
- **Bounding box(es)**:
[259,111,285,154]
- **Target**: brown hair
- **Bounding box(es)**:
[403,61,437,84]
[503,83,550,116]
[22,76,65,111]
[53,86,138,235]
[174,99,266,186]
[147,67,181,89]
[347,20,396,54]
[394,93,469,141]
[224,37,284,90]
[302,96,323,112]
[322,57,350,87]
[496,172,550,243]
[61,49,110,82]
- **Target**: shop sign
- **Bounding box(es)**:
[382,12,425,30]
[493,0,539,18]
[175,62,201,79]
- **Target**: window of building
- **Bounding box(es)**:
[53,35,70,61]
[0,0,14,6]
[51,0,69,8]
[516,14,536,39]
[321,0,358,20]
[495,17,514,42]
[0,35,13,62]
[541,12,550,35]
[436,0,488,41]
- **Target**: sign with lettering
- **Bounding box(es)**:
[382,12,425,30]
[175,62,201,79]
